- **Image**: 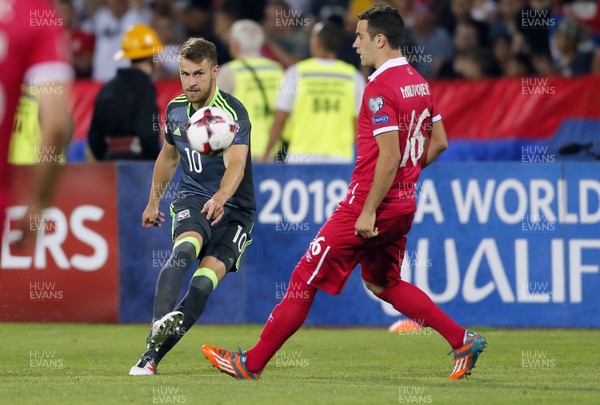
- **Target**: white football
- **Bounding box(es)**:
[187,107,237,156]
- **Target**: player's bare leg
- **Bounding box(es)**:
[365,280,487,379]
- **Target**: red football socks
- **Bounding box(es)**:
[245,270,317,373]
[244,275,465,373]
[377,281,465,349]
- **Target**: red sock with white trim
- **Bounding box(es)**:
[245,270,317,373]
[377,281,465,349]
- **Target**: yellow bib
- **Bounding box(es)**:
[228,57,284,157]
[285,58,357,159]
[9,86,66,165]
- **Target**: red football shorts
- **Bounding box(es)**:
[294,201,415,295]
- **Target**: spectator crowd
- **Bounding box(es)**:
[57,0,600,81]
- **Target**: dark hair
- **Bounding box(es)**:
[357,5,404,50]
[179,37,218,66]
[317,21,344,54]
[513,53,534,75]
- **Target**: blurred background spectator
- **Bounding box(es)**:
[218,19,285,159]
[90,0,151,81]
[263,20,365,163]
[32,0,600,166]
[439,20,494,78]
[453,49,488,79]
[262,0,310,68]
[55,0,600,83]
[404,1,453,79]
[554,18,593,76]
[439,0,490,40]
[55,0,96,79]
[72,0,100,32]
[151,11,183,79]
[88,24,162,161]
[472,0,498,24]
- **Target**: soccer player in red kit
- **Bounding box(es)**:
[0,0,72,246]
[203,4,487,381]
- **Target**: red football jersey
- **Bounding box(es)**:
[345,57,441,218]
[0,0,72,220]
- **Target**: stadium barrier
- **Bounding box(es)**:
[66,76,600,163]
[2,162,599,327]
[1,164,119,322]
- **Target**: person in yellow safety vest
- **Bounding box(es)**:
[8,86,69,165]
[217,19,284,159]
[262,20,366,164]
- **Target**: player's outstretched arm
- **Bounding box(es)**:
[143,141,179,228]
[422,120,448,169]
[355,130,400,239]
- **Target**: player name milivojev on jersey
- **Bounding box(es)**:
[346,56,439,218]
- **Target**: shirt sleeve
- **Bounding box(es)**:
[24,0,73,86]
[274,65,298,112]
[430,94,442,122]
[364,81,399,136]
[232,101,251,147]
[164,107,175,145]
[87,88,108,160]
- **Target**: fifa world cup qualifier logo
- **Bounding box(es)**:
[368,97,384,113]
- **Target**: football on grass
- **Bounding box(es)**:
[187,107,236,156]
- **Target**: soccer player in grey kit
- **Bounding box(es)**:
[129,37,255,375]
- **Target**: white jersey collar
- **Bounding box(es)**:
[368,56,408,82]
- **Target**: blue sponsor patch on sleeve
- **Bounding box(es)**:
[234,136,243,144]
[372,115,390,124]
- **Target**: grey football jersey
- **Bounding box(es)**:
[164,88,255,212]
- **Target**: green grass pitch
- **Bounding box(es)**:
[2,323,599,404]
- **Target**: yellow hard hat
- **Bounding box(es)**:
[114,24,164,60]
